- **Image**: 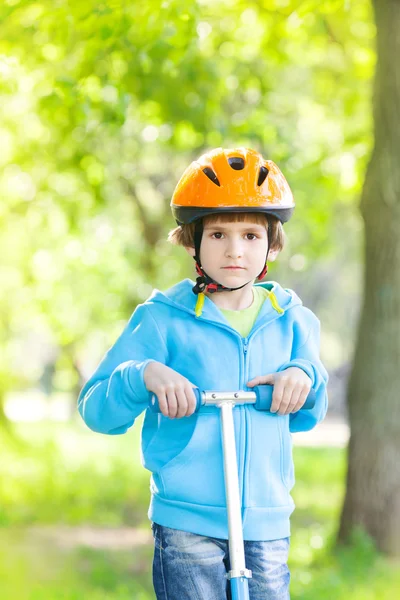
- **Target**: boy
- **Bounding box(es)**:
[78,147,328,600]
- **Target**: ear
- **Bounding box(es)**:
[268,248,280,262]
[185,246,196,258]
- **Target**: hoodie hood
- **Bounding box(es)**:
[147,279,303,331]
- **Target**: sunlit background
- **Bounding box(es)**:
[1,1,398,598]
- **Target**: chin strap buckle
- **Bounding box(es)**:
[192,276,207,295]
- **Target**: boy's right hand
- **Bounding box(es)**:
[143,362,197,418]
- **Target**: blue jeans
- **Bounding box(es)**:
[151,523,290,600]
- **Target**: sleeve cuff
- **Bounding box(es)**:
[127,358,157,404]
[278,359,316,387]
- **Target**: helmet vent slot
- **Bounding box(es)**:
[257,166,269,186]
[228,157,245,170]
[202,167,221,186]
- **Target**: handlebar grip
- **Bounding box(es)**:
[149,386,316,413]
[254,385,316,411]
[149,388,203,414]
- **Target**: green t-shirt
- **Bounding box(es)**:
[218,286,270,338]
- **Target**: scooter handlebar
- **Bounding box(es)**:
[149,385,316,414]
[254,385,316,411]
[149,388,204,413]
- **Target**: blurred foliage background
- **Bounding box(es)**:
[2,0,398,598]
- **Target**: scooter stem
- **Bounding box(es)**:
[219,402,252,599]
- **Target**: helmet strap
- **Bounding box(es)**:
[257,220,272,281]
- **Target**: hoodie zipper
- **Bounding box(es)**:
[240,337,249,512]
[243,338,249,383]
[240,327,276,510]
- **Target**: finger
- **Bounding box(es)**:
[278,380,296,415]
[166,388,178,418]
[157,389,169,417]
[271,378,285,413]
[185,385,197,416]
[247,374,275,387]
[283,386,302,415]
[291,387,309,413]
[175,386,188,419]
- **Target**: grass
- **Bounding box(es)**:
[0,420,399,599]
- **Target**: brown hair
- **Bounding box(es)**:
[168,212,285,252]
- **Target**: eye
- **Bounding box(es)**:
[211,232,224,239]
[245,233,258,240]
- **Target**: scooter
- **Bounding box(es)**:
[150,385,315,600]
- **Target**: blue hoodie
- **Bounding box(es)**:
[78,279,328,541]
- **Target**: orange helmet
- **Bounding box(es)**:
[171,147,295,225]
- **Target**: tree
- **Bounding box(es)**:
[338,0,400,556]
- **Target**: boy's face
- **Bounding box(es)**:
[186,218,278,288]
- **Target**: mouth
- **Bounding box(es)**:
[222,266,244,270]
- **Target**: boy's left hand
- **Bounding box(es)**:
[247,367,312,415]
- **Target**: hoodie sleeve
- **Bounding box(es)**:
[78,303,168,435]
[278,311,329,433]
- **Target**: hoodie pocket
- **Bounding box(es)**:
[247,410,293,507]
[157,412,226,507]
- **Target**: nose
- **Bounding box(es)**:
[225,237,243,259]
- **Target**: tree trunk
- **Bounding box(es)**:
[338,0,400,555]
